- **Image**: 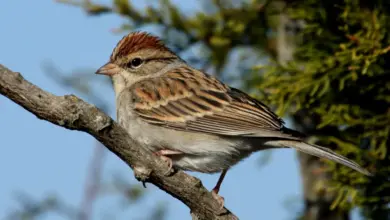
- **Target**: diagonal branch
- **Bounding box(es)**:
[0,64,238,220]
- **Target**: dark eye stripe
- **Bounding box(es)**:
[124,57,177,69]
[144,57,177,63]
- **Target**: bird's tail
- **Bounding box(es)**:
[265,139,372,176]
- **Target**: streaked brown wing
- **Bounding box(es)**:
[131,67,285,137]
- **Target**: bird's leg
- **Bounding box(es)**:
[154,149,182,175]
[211,169,228,210]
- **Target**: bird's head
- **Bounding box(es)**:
[96,32,183,94]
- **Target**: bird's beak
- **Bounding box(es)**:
[95,63,120,76]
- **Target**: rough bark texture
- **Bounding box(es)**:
[275,12,348,220]
[0,64,238,220]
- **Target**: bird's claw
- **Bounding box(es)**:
[211,189,225,212]
[153,151,175,176]
[160,155,175,176]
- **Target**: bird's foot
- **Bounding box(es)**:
[154,149,182,176]
[160,155,174,176]
[211,189,225,211]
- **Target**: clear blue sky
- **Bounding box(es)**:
[0,1,361,220]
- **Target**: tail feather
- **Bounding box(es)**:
[266,140,372,176]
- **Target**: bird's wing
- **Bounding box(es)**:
[130,66,292,138]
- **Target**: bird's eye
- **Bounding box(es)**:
[129,58,143,68]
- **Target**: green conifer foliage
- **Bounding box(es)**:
[252,1,390,218]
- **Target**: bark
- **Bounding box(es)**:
[0,64,238,220]
[275,11,349,220]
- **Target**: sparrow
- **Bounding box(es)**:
[96,31,371,208]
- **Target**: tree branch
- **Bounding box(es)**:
[0,64,238,220]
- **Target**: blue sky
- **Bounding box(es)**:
[0,1,361,220]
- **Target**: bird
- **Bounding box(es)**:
[95,31,371,209]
